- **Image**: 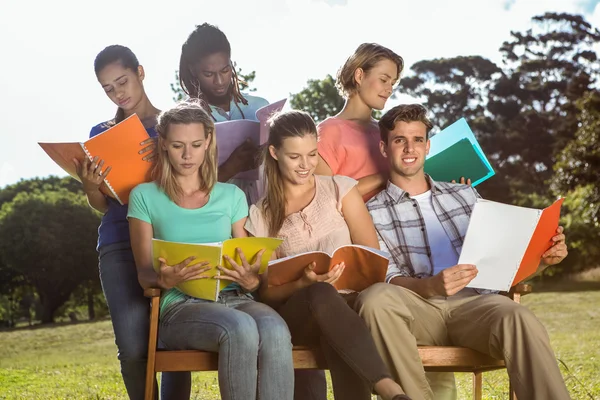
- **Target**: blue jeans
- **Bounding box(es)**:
[160,291,294,400]
[99,242,188,400]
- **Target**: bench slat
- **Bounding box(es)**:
[154,346,505,373]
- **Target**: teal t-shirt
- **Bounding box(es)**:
[127,181,248,312]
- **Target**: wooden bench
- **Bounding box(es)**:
[144,284,531,400]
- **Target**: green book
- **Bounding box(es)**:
[424,138,491,184]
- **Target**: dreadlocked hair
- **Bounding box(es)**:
[178,23,248,118]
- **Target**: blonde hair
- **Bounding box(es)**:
[336,43,404,98]
[151,100,217,202]
[261,110,318,236]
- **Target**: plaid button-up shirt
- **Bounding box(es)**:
[366,176,480,283]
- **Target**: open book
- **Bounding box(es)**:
[267,245,389,292]
[425,118,495,187]
[152,237,283,301]
[38,114,151,205]
[215,98,287,181]
[459,198,564,291]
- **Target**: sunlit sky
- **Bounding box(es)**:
[1,0,598,188]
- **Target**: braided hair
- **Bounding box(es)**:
[179,23,248,119]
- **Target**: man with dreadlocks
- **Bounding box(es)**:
[176,23,327,400]
[179,23,267,205]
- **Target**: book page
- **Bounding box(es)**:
[330,245,389,292]
[256,98,287,143]
[220,237,283,292]
[38,142,86,181]
[214,119,260,181]
[460,200,541,291]
[83,114,151,205]
[267,252,332,286]
[151,239,221,301]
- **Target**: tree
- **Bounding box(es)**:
[0,176,82,207]
[0,190,100,323]
[549,91,600,273]
[486,12,600,203]
[396,13,600,204]
[398,56,502,133]
[170,64,258,102]
[289,75,345,124]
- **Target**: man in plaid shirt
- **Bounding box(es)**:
[354,104,570,400]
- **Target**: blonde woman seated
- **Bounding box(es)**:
[245,110,410,400]
[127,101,294,400]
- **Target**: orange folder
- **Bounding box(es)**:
[39,114,151,205]
[511,198,564,286]
[267,245,389,292]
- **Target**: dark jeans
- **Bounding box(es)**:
[278,282,392,400]
[98,242,189,400]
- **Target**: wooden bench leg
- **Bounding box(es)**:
[145,295,161,400]
[473,372,482,400]
[509,381,517,400]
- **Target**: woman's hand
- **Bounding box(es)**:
[73,156,112,194]
[157,256,212,290]
[297,262,345,289]
[139,137,157,162]
[217,248,266,292]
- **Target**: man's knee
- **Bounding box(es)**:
[355,282,401,316]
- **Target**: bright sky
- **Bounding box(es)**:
[1,0,599,188]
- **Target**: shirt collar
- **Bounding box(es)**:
[384,174,443,203]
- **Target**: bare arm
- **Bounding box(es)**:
[355,173,387,197]
[129,217,162,289]
[342,186,379,248]
[84,188,109,214]
[314,155,334,176]
[74,156,109,213]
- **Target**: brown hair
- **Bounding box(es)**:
[151,100,218,202]
[336,43,404,98]
[379,104,433,144]
[261,110,318,236]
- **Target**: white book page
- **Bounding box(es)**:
[460,200,540,291]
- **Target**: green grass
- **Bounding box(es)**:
[0,291,598,399]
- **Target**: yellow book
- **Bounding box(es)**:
[152,237,283,301]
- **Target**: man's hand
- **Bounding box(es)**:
[451,176,472,186]
[428,264,478,297]
[541,226,568,267]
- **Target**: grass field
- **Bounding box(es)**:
[0,289,598,400]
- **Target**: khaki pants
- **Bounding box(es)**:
[355,283,570,400]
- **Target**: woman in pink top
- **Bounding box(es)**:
[315,43,404,201]
[245,110,410,400]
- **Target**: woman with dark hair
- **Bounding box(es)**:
[178,23,268,204]
[77,45,185,400]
